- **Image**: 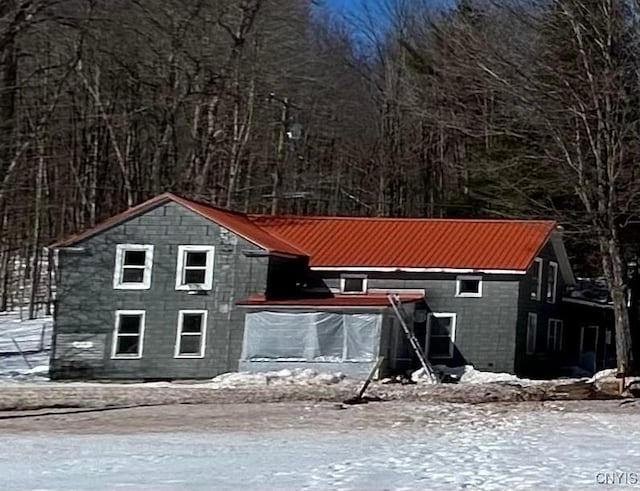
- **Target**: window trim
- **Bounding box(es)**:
[547,318,563,352]
[174,309,208,359]
[339,274,368,295]
[546,261,558,304]
[530,257,543,300]
[455,275,483,298]
[111,310,146,359]
[426,312,457,359]
[526,312,537,355]
[175,245,215,291]
[113,244,154,290]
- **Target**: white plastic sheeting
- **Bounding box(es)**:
[242,311,381,362]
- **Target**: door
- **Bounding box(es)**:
[580,326,598,354]
[579,325,599,373]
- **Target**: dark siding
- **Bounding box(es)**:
[319,272,520,373]
[51,201,269,380]
[514,242,567,376]
[562,300,615,373]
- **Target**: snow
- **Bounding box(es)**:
[209,368,347,388]
[0,312,52,379]
[2,406,640,490]
[413,365,541,385]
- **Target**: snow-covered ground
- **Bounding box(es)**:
[0,312,52,378]
[1,406,639,490]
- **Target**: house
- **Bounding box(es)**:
[49,192,576,380]
[561,280,616,374]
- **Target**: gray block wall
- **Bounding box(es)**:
[320,273,521,373]
[51,201,269,380]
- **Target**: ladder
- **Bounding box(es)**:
[388,294,438,383]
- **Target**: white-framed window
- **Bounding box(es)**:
[340,274,368,294]
[526,313,537,355]
[175,245,215,291]
[546,262,558,303]
[547,318,563,352]
[174,310,207,358]
[112,310,145,359]
[455,276,482,297]
[530,258,543,300]
[113,244,154,289]
[426,313,456,359]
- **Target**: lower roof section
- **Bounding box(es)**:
[237,292,425,308]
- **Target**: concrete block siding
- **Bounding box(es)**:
[51,201,269,380]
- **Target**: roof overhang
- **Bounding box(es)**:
[550,228,576,286]
[311,266,527,275]
[237,293,425,309]
[50,193,307,258]
[562,297,613,309]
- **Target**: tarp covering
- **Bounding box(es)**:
[242,311,381,362]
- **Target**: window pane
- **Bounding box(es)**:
[186,251,208,267]
[459,279,480,294]
[179,335,202,355]
[122,268,144,283]
[182,313,203,333]
[184,269,206,284]
[119,315,141,334]
[124,250,146,266]
[116,335,139,355]
[431,317,452,336]
[315,315,344,359]
[530,261,541,298]
[343,278,364,292]
[429,337,451,357]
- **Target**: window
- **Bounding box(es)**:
[340,274,367,294]
[456,276,482,297]
[526,313,537,355]
[546,262,558,303]
[113,244,154,289]
[547,319,563,352]
[426,313,456,359]
[112,310,145,359]
[175,246,215,290]
[175,310,207,358]
[530,258,543,300]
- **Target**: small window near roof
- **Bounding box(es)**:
[546,262,558,303]
[176,246,215,291]
[456,276,482,297]
[340,275,367,294]
[113,245,154,290]
[530,258,543,300]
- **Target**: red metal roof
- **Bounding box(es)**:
[52,193,556,271]
[169,194,302,256]
[237,292,424,307]
[249,216,556,270]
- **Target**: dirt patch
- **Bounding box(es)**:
[0,378,622,412]
[0,398,637,435]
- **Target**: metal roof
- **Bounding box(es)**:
[249,216,557,271]
[52,193,557,272]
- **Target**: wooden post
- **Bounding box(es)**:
[11,337,32,369]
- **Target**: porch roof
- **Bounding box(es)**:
[237,292,424,308]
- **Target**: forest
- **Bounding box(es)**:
[1,0,640,369]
